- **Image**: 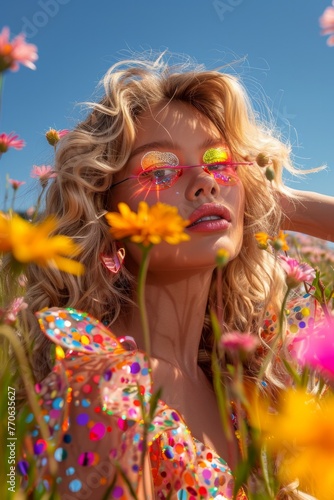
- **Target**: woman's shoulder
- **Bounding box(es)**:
[36,306,137,355]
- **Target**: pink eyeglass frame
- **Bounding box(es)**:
[111,161,253,190]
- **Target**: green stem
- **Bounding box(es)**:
[10,189,16,211]
[278,288,289,340]
[258,287,290,380]
[0,325,57,475]
[210,310,233,442]
[32,184,47,222]
[260,445,275,498]
[137,245,152,357]
[216,266,223,324]
[234,362,247,460]
[212,346,233,441]
[0,73,3,118]
[3,174,9,212]
[136,245,153,499]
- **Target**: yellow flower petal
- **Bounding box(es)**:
[105,202,190,247]
[0,211,84,275]
[250,388,334,499]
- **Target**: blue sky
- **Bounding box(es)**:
[2,0,334,212]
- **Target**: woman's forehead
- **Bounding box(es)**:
[132,101,225,156]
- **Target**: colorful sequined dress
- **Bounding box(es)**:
[26,307,248,500]
[25,294,319,499]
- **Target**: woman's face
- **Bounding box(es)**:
[110,102,245,273]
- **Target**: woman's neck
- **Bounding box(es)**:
[115,267,214,378]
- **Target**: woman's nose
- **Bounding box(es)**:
[184,167,219,200]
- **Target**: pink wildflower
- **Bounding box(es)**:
[8,178,25,190]
[26,206,35,219]
[291,324,334,379]
[18,274,28,288]
[0,27,38,72]
[0,132,25,154]
[0,297,28,326]
[31,165,57,186]
[45,128,69,146]
[320,3,334,46]
[221,331,259,354]
[279,255,316,289]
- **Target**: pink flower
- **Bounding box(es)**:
[8,178,25,190]
[221,331,259,354]
[18,274,28,288]
[320,3,334,46]
[31,165,57,185]
[0,297,28,326]
[0,27,38,72]
[279,255,316,289]
[0,132,25,154]
[45,128,69,146]
[291,324,334,379]
[26,206,36,218]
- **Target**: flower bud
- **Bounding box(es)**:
[256,153,270,168]
[255,232,270,250]
[265,166,275,182]
[45,129,60,146]
[45,128,68,146]
[216,248,230,267]
[272,238,285,251]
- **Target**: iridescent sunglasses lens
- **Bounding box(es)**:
[205,165,239,186]
[138,168,182,190]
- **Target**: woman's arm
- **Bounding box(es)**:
[280,188,334,242]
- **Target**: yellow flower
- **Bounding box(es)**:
[0,212,84,275]
[255,231,270,249]
[271,230,289,252]
[45,128,68,146]
[250,388,334,499]
[105,201,190,247]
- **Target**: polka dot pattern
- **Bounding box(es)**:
[286,293,321,336]
[23,308,255,498]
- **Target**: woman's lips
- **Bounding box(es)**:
[186,203,232,232]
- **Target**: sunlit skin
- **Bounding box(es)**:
[109,102,245,467]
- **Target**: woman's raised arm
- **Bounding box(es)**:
[280,188,334,242]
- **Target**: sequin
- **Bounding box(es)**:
[25,413,34,423]
[89,422,106,441]
[34,439,46,455]
[54,448,68,462]
[130,362,141,374]
[112,486,124,498]
[52,397,64,410]
[17,460,29,475]
[76,413,89,425]
[69,479,82,492]
[78,451,96,466]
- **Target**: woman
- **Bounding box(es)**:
[24,55,334,499]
